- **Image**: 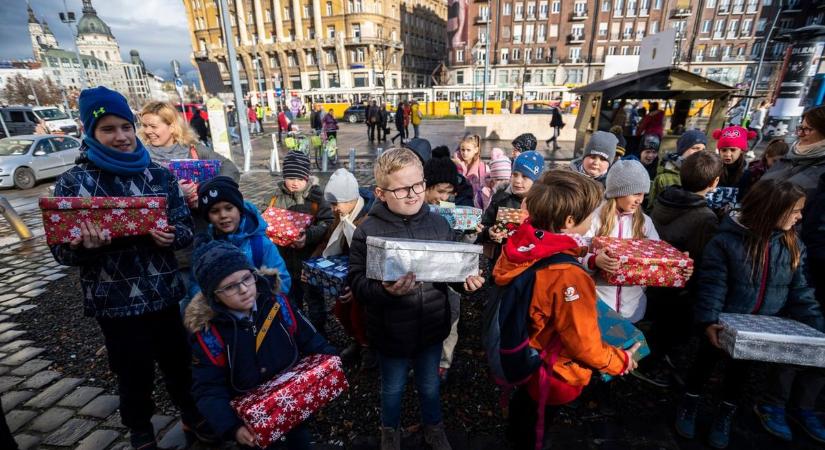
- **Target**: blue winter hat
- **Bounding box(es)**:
[512,150,545,181]
[192,236,255,300]
[197,176,244,220]
[676,129,708,155]
[78,86,135,134]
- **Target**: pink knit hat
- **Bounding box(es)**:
[712,126,756,152]
[489,148,512,180]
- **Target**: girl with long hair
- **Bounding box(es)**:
[452,134,489,208]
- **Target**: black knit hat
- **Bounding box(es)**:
[197,176,244,220]
[283,151,311,179]
[192,236,255,300]
[424,146,459,187]
[512,133,537,153]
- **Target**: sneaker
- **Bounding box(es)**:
[674,392,700,439]
[438,367,449,384]
[423,423,452,450]
[380,426,401,450]
[754,404,793,441]
[130,429,157,450]
[788,408,825,443]
[708,401,737,449]
[630,364,672,388]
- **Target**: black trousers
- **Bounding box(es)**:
[367,123,377,141]
[685,338,750,404]
[645,288,694,358]
[506,387,555,449]
[97,306,199,433]
[302,282,328,337]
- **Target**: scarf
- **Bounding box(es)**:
[277,178,313,206]
[455,154,488,209]
[791,138,825,159]
[322,196,364,257]
[84,136,150,176]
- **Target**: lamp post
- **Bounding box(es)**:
[58,0,88,89]
[218,0,253,172]
[743,5,783,116]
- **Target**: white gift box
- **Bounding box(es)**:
[718,313,825,368]
[366,236,483,282]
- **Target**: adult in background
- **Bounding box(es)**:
[403,101,412,138]
[189,107,210,146]
[323,109,339,141]
[546,100,566,150]
[278,106,291,143]
[411,100,423,139]
[749,100,769,150]
[225,104,239,145]
[310,103,323,134]
[367,100,381,142]
[637,102,664,139]
[378,103,390,142]
[391,101,406,144]
[246,103,259,135]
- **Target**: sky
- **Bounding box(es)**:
[0,0,200,84]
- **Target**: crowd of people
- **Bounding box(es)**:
[1,84,825,450]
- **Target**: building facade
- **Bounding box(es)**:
[182,0,447,96]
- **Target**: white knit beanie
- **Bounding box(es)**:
[324,168,359,203]
[604,159,651,198]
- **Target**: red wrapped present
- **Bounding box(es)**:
[262,206,314,247]
[494,207,528,236]
[39,197,168,245]
[230,354,348,447]
[591,237,693,287]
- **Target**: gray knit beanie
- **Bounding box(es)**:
[583,131,618,162]
[324,168,360,203]
[604,159,651,198]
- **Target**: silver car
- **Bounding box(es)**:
[0,135,82,189]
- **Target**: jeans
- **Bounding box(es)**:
[763,365,825,410]
[379,343,443,428]
[413,124,420,138]
[440,290,460,369]
[228,125,239,142]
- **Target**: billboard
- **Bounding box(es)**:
[447,0,469,50]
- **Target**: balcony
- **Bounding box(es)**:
[694,55,704,62]
[746,3,758,13]
[570,10,588,20]
[721,54,747,61]
[639,8,649,16]
[623,32,633,40]
[733,3,745,14]
[713,32,724,39]
[475,15,490,23]
[636,31,645,40]
[567,33,585,44]
[670,7,691,18]
[610,32,620,40]
[718,5,730,14]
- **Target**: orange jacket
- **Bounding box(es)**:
[494,245,629,386]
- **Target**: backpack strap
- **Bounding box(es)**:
[274,293,298,335]
[269,195,278,208]
[195,324,227,367]
[251,234,264,268]
[256,301,280,352]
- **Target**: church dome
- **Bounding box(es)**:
[76,0,114,38]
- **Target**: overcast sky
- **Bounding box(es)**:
[0,0,200,83]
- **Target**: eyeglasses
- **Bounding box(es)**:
[797,125,814,135]
[379,180,426,199]
[214,272,256,297]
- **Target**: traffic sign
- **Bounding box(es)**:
[275,88,283,97]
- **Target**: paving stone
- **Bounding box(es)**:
[24,377,84,408]
[0,347,43,366]
[28,406,74,432]
[14,280,49,293]
[1,390,35,410]
[0,293,13,303]
[0,375,23,393]
[42,272,67,281]
[58,386,104,408]
[6,409,37,432]
[0,339,34,353]
[101,411,126,428]
[12,433,41,450]
[3,305,37,315]
[109,443,131,450]
[79,394,120,419]
[0,329,25,343]
[22,370,61,389]
[152,414,175,433]
[4,273,27,284]
[10,358,52,376]
[75,429,122,450]
[0,365,8,375]
[21,288,47,298]
[0,267,13,276]
[0,297,29,307]
[0,322,20,334]
[0,314,9,322]
[157,420,186,449]
[42,418,98,446]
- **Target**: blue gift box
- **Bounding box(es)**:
[302,255,349,299]
[706,187,739,210]
[596,299,650,381]
[168,159,221,183]
[429,204,482,230]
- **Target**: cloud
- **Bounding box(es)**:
[0,0,196,80]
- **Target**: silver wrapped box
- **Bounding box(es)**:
[366,236,482,282]
[718,313,825,368]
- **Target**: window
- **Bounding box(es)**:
[503,3,512,15]
[639,0,649,13]
[653,0,662,9]
[709,45,718,57]
[608,45,616,55]
[456,70,464,84]
[527,3,536,18]
[513,48,521,60]
[479,5,490,20]
[34,140,54,154]
[569,47,581,60]
[327,1,333,15]
[650,21,658,34]
[602,0,610,11]
[456,49,464,62]
[308,27,315,39]
[539,2,548,18]
[525,48,532,62]
[352,24,361,39]
[572,24,585,38]
[551,1,560,13]
[537,24,547,41]
[327,26,335,38]
[624,23,633,38]
[633,45,640,55]
[535,47,544,60]
[566,68,583,84]
[501,49,509,62]
[516,4,524,18]
[728,19,739,38]
[598,22,608,37]
[353,74,367,87]
[621,45,629,55]
[513,25,522,43]
[614,0,623,16]
[498,70,509,85]
[757,18,767,33]
[714,19,725,38]
[627,0,636,15]
[706,0,716,6]
[525,24,534,43]
[304,5,311,16]
[550,24,558,37]
[325,49,336,64]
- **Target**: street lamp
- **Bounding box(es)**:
[252,35,265,107]
[58,0,88,89]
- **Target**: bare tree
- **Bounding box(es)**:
[2,74,63,106]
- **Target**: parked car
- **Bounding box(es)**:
[0,135,82,189]
[515,102,556,114]
[0,106,80,138]
[343,104,368,123]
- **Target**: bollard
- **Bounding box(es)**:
[321,142,328,172]
[376,147,384,157]
[0,196,33,241]
[270,134,281,173]
[349,148,356,172]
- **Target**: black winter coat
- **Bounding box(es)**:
[348,201,454,357]
[651,186,719,267]
[478,185,523,264]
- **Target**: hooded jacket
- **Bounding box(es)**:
[648,155,681,209]
[478,184,524,263]
[651,186,718,266]
[694,215,824,331]
[347,201,455,357]
[492,221,629,387]
[184,278,335,441]
[569,158,608,186]
[762,139,825,198]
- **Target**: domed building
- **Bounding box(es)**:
[75,0,122,64]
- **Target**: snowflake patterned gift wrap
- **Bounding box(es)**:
[39,197,168,246]
[230,354,348,448]
[718,313,825,367]
[261,207,314,247]
[366,236,482,282]
[429,205,483,230]
[167,159,221,183]
[597,299,650,381]
[591,237,693,288]
[302,255,349,299]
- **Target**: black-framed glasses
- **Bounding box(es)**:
[214,272,256,297]
[797,125,814,135]
[379,180,426,199]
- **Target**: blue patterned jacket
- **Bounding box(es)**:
[49,156,193,318]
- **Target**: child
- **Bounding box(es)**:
[270,151,334,330]
[48,86,211,448]
[649,129,707,207]
[185,239,336,449]
[584,159,660,323]
[638,134,661,181]
[192,176,291,297]
[452,134,489,208]
[494,170,640,449]
[427,145,476,207]
[511,132,537,159]
[712,125,755,188]
[482,148,512,210]
[609,125,627,163]
[569,130,618,186]
[738,138,789,197]
[675,178,825,449]
[348,148,484,450]
[479,151,545,268]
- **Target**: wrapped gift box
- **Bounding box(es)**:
[597,299,650,381]
[39,197,168,245]
[591,237,693,287]
[429,205,483,230]
[366,236,482,282]
[495,207,528,236]
[303,255,349,299]
[231,354,347,447]
[706,187,739,210]
[262,207,314,247]
[168,159,221,183]
[718,313,825,368]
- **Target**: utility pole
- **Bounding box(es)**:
[743,5,783,116]
[252,35,265,107]
[482,2,492,115]
[218,0,252,172]
[58,0,88,89]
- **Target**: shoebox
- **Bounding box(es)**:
[261,207,314,247]
[706,187,739,210]
[39,196,168,245]
[167,159,221,183]
[429,204,483,230]
[231,354,348,447]
[303,255,349,299]
[718,313,825,367]
[597,299,650,381]
[591,237,693,287]
[366,236,482,282]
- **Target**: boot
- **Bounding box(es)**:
[423,423,452,450]
[674,392,700,439]
[754,403,792,441]
[380,426,401,450]
[340,342,361,366]
[708,401,737,449]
